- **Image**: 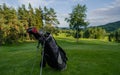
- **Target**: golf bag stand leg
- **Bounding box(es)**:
[40,41,45,75]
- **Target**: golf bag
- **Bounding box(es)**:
[27,27,68,70]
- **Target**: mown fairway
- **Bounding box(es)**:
[0,37,120,75]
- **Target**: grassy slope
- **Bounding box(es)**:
[0,36,120,75]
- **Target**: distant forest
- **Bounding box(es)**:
[98,21,120,32]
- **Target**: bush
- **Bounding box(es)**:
[84,27,106,39]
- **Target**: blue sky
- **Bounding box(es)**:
[0,0,120,27]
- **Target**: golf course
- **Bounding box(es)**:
[0,0,120,75]
[0,35,120,75]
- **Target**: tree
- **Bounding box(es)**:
[35,7,43,29]
[0,5,5,45]
[43,7,59,26]
[43,7,59,34]
[115,28,120,42]
[65,4,89,42]
[108,32,114,42]
[18,4,29,41]
[28,3,36,27]
[108,29,120,42]
[0,3,20,44]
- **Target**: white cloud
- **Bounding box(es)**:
[88,0,120,26]
[0,0,4,4]
[88,15,120,26]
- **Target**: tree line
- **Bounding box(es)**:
[62,27,120,43]
[0,3,59,45]
[62,27,106,39]
[0,3,119,45]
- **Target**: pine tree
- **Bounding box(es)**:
[34,6,43,29]
[43,7,59,33]
[0,5,5,45]
[18,4,29,40]
[1,3,20,44]
[28,3,36,27]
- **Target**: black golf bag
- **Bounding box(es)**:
[27,27,68,70]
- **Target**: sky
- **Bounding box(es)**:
[0,0,120,27]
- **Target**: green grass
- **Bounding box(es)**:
[0,37,120,75]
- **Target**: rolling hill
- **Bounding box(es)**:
[59,21,120,32]
[98,21,120,32]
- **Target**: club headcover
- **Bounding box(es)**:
[27,27,40,40]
